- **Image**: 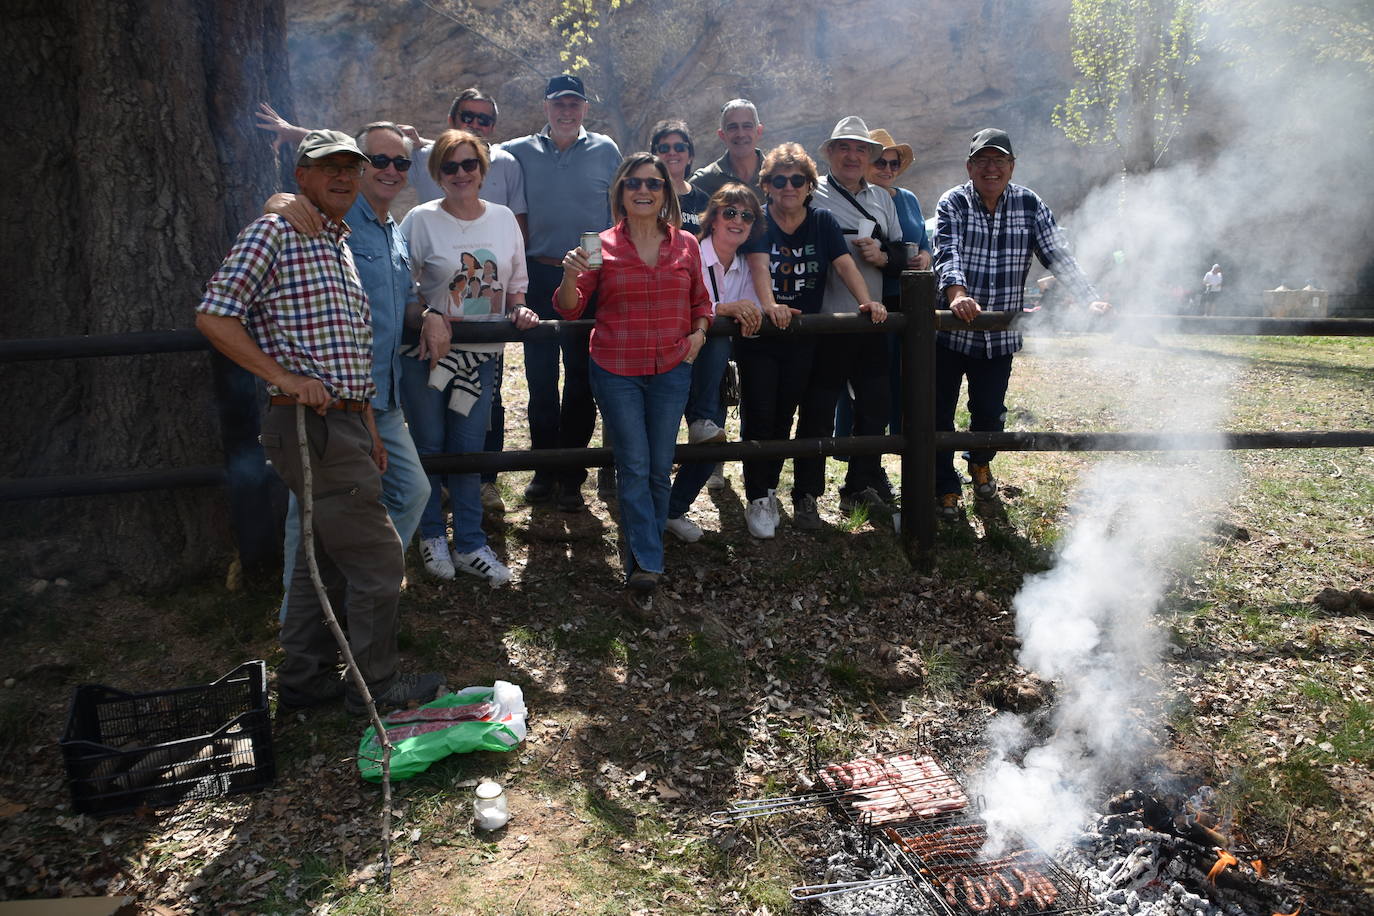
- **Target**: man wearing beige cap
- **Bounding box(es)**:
[804,115,900,527]
[196,130,444,715]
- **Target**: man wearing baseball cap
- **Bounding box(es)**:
[196,130,444,715]
[503,74,623,511]
[932,128,1111,521]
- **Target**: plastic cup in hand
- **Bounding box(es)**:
[854,218,875,239]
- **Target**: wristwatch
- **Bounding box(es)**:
[422,305,443,319]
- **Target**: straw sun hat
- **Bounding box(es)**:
[867,128,913,176]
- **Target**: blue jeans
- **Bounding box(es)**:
[523,260,597,489]
[590,360,692,577]
[280,404,427,622]
[400,355,496,552]
[934,345,1014,496]
[669,337,730,518]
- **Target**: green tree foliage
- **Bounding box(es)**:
[552,0,636,73]
[1210,0,1373,80]
[1053,0,1203,173]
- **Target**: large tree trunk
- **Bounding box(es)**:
[0,0,290,589]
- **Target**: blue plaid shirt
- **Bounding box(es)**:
[933,181,1099,358]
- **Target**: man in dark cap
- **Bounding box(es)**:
[503,75,623,511]
[932,128,1111,520]
[196,130,443,714]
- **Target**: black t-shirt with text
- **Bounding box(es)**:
[765,205,847,314]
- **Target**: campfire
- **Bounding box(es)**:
[714,746,1305,916]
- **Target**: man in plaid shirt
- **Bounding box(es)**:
[196,130,442,715]
[932,128,1111,520]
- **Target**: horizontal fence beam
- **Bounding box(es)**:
[5,312,1372,363]
[5,429,1370,502]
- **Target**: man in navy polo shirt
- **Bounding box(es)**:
[503,74,622,511]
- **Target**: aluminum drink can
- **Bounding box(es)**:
[580,231,602,268]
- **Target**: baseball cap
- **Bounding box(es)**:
[968,128,1014,158]
[296,129,368,163]
[544,74,588,100]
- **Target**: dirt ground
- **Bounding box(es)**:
[1,332,1371,915]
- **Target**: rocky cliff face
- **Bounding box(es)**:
[282,0,1120,216]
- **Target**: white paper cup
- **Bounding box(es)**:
[854,218,876,239]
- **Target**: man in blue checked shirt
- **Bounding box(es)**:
[932,128,1111,521]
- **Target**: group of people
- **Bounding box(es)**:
[197,75,1109,713]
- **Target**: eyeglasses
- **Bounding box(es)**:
[306,162,365,178]
[768,174,809,189]
[623,176,665,191]
[440,158,482,174]
[874,158,902,170]
[457,110,496,128]
[969,155,1013,168]
[367,154,412,172]
[720,207,756,223]
[655,142,690,154]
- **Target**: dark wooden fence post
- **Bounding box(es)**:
[900,270,937,566]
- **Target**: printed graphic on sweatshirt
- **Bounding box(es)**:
[446,248,504,320]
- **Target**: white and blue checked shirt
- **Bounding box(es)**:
[933,181,1099,358]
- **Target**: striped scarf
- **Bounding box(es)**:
[403,346,498,416]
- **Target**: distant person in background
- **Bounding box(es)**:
[933,128,1111,521]
[665,183,765,543]
[504,74,623,512]
[1202,264,1223,315]
[556,153,712,599]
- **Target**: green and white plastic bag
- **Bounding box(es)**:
[357,680,527,782]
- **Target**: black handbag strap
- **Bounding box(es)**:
[706,264,721,303]
[826,175,887,243]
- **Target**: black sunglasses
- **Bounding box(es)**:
[457,110,496,128]
[720,207,756,223]
[768,174,809,189]
[367,153,412,172]
[440,158,482,174]
[623,176,665,191]
[654,142,690,154]
[874,158,901,170]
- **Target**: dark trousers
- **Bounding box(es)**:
[803,333,891,498]
[934,345,1014,496]
[260,406,402,695]
[736,336,816,501]
[522,259,598,489]
[480,354,503,484]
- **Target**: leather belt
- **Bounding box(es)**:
[269,394,368,413]
[532,256,564,267]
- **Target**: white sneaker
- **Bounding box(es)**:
[746,491,777,539]
[451,544,512,587]
[665,515,703,543]
[705,463,727,491]
[420,537,455,580]
[688,419,727,445]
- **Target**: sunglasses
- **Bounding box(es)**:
[440,158,482,175]
[457,110,496,128]
[623,176,665,191]
[654,142,690,154]
[768,174,809,189]
[874,158,902,170]
[720,207,756,223]
[367,153,412,172]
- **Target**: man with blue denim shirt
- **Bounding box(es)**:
[933,128,1110,519]
[270,123,438,615]
[503,74,622,511]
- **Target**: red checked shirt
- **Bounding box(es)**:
[197,214,376,400]
[556,220,713,376]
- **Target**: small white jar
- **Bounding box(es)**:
[473,780,510,830]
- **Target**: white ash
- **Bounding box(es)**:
[1063,812,1291,916]
[802,829,939,916]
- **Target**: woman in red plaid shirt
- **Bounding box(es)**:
[556,152,713,601]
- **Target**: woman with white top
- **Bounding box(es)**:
[399,129,538,586]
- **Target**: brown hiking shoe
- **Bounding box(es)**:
[937,492,963,521]
[968,463,997,500]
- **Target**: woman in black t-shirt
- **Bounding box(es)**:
[737,142,878,539]
[650,119,709,236]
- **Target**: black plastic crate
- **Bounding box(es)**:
[60,661,276,816]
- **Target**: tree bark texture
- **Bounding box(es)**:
[0,0,290,589]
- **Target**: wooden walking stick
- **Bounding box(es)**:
[295,403,396,891]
